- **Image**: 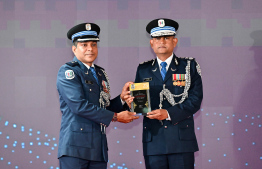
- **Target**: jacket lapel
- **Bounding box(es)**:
[73,56,89,74]
[95,65,102,87]
[163,55,179,83]
[73,57,100,86]
[151,59,163,82]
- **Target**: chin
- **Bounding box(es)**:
[86,59,95,63]
[157,51,168,54]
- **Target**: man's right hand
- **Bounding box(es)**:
[116,111,139,123]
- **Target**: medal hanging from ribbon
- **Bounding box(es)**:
[172,74,186,86]
[102,80,109,94]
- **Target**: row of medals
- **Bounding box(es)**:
[173,80,186,86]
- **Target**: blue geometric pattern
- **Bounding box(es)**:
[71,31,98,42]
[150,26,176,34]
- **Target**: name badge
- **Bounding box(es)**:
[143,77,152,82]
[85,80,93,84]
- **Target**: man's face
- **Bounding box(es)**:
[150,36,177,58]
[72,41,98,66]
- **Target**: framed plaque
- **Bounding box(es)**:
[130,82,151,115]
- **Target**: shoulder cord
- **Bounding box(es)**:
[195,60,202,77]
[99,69,111,108]
[159,60,191,108]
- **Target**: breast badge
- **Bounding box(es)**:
[172,74,186,86]
[102,80,109,94]
[99,69,111,108]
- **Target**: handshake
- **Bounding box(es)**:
[114,81,138,123]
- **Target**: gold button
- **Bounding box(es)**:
[80,128,83,130]
[165,126,167,128]
[90,89,92,91]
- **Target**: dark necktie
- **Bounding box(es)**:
[160,62,167,80]
[90,67,99,84]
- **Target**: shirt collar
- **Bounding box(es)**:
[82,62,95,70]
[157,53,173,70]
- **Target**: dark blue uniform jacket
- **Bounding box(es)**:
[135,54,203,156]
[56,56,123,162]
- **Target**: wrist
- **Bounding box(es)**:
[112,113,117,122]
[120,94,124,101]
[164,109,170,120]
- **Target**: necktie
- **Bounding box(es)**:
[90,67,99,84]
[160,62,167,80]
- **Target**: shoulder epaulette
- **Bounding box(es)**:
[94,64,104,70]
[66,61,79,67]
[177,57,195,60]
[140,59,154,65]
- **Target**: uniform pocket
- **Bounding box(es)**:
[142,125,152,143]
[178,122,196,141]
[69,122,93,148]
[84,82,99,94]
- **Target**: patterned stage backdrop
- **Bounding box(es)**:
[0,0,262,168]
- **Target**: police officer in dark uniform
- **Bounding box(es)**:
[134,18,203,169]
[56,23,139,169]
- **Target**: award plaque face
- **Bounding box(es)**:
[130,82,151,115]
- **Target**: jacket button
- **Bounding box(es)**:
[90,89,92,91]
[144,127,146,129]
[80,128,83,130]
[165,126,167,128]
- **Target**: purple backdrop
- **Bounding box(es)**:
[0,0,262,168]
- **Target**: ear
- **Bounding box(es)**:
[173,38,178,48]
[72,45,76,55]
[150,39,154,48]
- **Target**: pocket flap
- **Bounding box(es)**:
[70,122,92,133]
[179,123,192,129]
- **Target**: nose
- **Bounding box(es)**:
[159,37,165,43]
[87,44,93,51]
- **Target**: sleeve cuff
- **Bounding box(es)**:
[120,97,125,105]
[166,110,171,121]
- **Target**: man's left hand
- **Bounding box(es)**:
[120,81,134,108]
[146,109,168,120]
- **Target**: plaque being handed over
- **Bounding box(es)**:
[130,82,151,115]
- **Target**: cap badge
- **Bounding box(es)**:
[86,24,91,30]
[158,19,165,27]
